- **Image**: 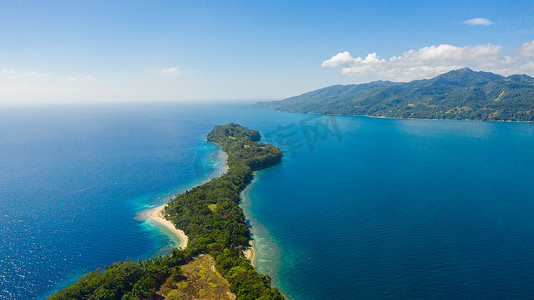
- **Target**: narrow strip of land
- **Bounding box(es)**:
[50,123,284,300]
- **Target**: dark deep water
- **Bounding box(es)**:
[1,103,534,299]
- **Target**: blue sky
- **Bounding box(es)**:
[1,0,533,104]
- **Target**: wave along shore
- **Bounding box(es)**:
[146,205,189,250]
[143,149,229,251]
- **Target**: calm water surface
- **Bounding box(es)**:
[1,103,533,299]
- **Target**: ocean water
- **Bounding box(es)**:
[0,103,257,299]
[1,103,534,299]
[248,115,534,299]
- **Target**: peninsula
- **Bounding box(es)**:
[256,68,534,122]
[49,123,284,300]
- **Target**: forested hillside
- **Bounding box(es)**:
[257,68,534,121]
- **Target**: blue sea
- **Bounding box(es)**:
[1,103,534,299]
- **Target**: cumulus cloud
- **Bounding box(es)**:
[518,40,534,57]
[322,41,534,81]
[463,18,494,26]
[160,66,180,76]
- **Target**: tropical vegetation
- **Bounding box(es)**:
[49,123,284,300]
[256,68,534,121]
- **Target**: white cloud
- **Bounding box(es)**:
[322,41,534,81]
[0,69,99,104]
[322,51,358,67]
[518,40,534,57]
[0,68,38,79]
[0,84,73,93]
[160,66,180,76]
[67,75,95,81]
[0,68,15,75]
[463,18,494,26]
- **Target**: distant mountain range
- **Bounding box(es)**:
[256,68,534,121]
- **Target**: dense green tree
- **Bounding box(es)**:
[50,123,284,300]
[257,68,534,122]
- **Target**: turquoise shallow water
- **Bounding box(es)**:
[1,103,534,299]
[0,103,265,299]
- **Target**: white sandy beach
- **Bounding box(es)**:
[147,205,188,250]
[143,150,229,252]
[243,240,256,267]
[144,150,259,263]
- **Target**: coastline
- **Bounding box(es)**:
[269,108,534,123]
[202,145,258,266]
[239,171,285,296]
[142,143,229,252]
[243,240,256,267]
[146,205,188,250]
[48,124,286,299]
[145,130,279,294]
[143,140,262,274]
[158,122,285,299]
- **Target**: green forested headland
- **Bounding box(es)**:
[49,123,284,300]
[256,68,534,121]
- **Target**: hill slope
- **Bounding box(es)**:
[256,68,534,121]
